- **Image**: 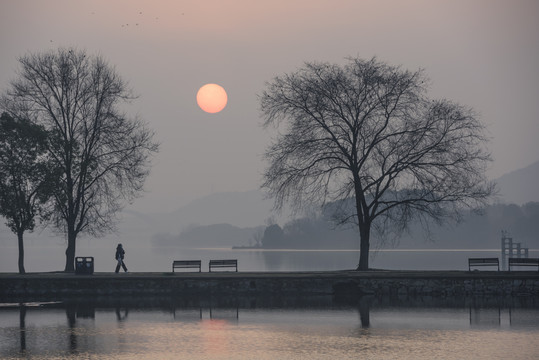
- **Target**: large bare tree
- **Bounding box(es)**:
[260,57,494,270]
[2,48,159,271]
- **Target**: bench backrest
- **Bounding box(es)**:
[174,260,201,265]
[172,260,201,272]
[210,260,237,266]
[508,258,539,265]
[469,258,499,264]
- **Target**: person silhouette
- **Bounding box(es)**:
[114,243,128,273]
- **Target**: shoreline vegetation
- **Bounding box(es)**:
[152,202,539,251]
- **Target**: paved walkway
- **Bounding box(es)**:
[1,270,537,280]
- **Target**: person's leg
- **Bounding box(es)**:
[115,259,121,273]
[121,260,128,272]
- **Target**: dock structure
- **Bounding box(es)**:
[501,231,529,271]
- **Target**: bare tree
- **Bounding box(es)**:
[2,48,159,271]
[260,57,494,270]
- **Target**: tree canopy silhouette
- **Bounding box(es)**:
[1,48,159,271]
[260,57,494,270]
[0,113,57,273]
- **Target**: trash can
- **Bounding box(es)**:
[75,256,94,275]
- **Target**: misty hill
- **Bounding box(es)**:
[496,160,539,205]
[7,161,537,249]
[172,190,273,227]
[143,160,539,237]
[152,223,264,248]
[148,190,282,232]
[257,202,539,250]
[156,202,539,250]
[395,202,539,249]
[67,189,286,248]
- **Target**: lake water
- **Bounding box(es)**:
[2,245,538,273]
[1,296,538,359]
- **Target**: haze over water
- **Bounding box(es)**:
[1,245,538,272]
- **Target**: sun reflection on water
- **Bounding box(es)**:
[1,303,538,359]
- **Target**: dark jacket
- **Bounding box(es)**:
[115,246,125,260]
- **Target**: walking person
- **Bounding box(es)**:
[115,243,128,273]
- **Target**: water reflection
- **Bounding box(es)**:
[358,296,371,328]
[470,307,500,327]
[116,307,129,321]
[173,307,202,321]
[2,295,539,359]
[18,305,25,354]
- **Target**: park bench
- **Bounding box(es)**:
[172,260,201,272]
[508,258,539,271]
[209,259,238,272]
[468,258,499,271]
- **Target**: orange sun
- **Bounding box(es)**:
[196,83,228,114]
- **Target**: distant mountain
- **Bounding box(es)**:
[496,160,539,205]
[156,160,539,231]
[152,202,539,250]
[255,202,539,250]
[152,223,264,248]
[101,160,539,249]
[170,190,274,228]
[396,202,539,249]
[104,189,291,247]
[144,189,292,234]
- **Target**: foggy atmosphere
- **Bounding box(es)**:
[0,1,538,359]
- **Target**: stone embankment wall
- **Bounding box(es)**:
[333,277,539,297]
[1,272,538,299]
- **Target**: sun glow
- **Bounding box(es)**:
[196,83,228,113]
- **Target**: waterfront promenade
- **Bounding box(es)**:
[1,270,538,299]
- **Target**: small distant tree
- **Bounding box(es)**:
[261,224,285,248]
[0,113,56,274]
[260,57,494,270]
[2,48,159,271]
[250,227,265,248]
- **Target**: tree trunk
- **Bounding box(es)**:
[357,224,370,270]
[64,224,76,272]
[353,172,371,271]
[17,231,25,274]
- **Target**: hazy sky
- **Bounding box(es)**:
[1,0,538,213]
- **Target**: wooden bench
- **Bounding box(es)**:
[172,260,201,272]
[509,258,539,271]
[468,258,499,271]
[209,259,238,272]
